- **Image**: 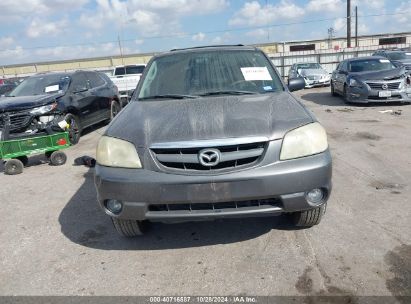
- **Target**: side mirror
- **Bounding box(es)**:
[73,86,88,93]
[288,77,305,92]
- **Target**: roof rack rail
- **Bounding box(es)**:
[170,44,245,52]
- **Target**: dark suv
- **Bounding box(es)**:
[373,49,411,74]
[94,45,332,237]
[0,71,120,144]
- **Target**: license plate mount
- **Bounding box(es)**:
[379,91,392,98]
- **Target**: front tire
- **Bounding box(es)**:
[343,85,350,104]
[331,81,337,96]
[111,218,148,237]
[4,159,24,175]
[110,100,121,121]
[291,203,327,227]
[64,113,81,145]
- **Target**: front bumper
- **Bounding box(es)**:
[1,110,64,140]
[94,144,332,222]
[304,77,331,88]
[346,84,411,103]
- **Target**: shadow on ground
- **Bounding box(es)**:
[59,169,303,250]
[0,154,53,174]
[300,91,346,107]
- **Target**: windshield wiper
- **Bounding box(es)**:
[199,90,256,96]
[139,94,198,100]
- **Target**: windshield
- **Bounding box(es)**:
[9,74,71,97]
[348,59,396,72]
[387,52,411,60]
[296,63,322,70]
[138,50,283,99]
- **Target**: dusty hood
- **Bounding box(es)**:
[0,92,64,112]
[351,67,406,81]
[106,92,314,148]
[299,69,328,77]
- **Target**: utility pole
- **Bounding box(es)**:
[266,0,270,42]
[328,27,335,49]
[355,6,358,47]
[347,0,351,48]
[117,34,124,65]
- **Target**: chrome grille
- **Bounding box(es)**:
[366,82,401,90]
[151,138,267,171]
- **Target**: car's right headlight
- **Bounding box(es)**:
[280,122,328,161]
[96,136,142,168]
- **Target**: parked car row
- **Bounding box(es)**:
[0,70,121,144]
[331,55,411,104]
[288,48,411,104]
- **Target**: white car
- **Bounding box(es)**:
[110,64,146,102]
[289,63,331,88]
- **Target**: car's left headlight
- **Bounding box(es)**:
[280,122,328,161]
[96,136,142,168]
[349,78,361,87]
[30,102,57,115]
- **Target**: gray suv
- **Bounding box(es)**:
[373,49,411,74]
[94,45,332,237]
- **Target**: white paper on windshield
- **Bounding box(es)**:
[44,85,59,93]
[406,53,411,55]
[241,67,272,81]
[379,59,390,63]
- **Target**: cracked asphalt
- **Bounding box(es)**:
[0,87,410,299]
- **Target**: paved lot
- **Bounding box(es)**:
[0,87,410,299]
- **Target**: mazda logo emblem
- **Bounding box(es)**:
[198,148,221,167]
[381,83,388,90]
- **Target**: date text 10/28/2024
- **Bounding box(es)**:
[149,297,257,303]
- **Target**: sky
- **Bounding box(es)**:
[0,0,410,66]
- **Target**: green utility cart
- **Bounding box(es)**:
[0,132,70,175]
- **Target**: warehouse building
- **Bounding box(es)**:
[1,31,410,79]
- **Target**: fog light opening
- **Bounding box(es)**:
[306,188,324,205]
[106,199,123,214]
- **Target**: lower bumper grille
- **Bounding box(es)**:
[368,96,403,100]
[148,198,281,212]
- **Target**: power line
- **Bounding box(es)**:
[0,11,408,53]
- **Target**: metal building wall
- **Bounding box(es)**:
[1,32,410,79]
